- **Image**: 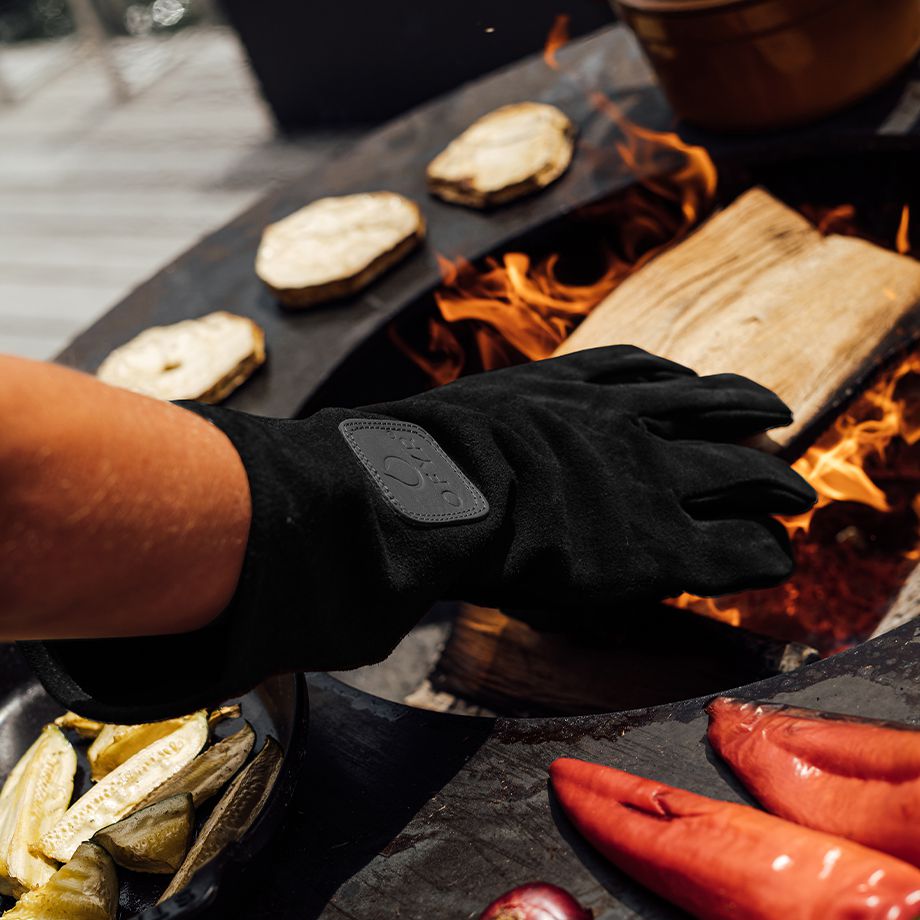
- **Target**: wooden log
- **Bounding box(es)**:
[554,187,920,451]
[431,605,818,716]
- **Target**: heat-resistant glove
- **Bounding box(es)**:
[21,346,815,721]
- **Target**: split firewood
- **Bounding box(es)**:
[427,102,575,209]
[555,187,920,450]
[96,311,265,404]
[870,563,920,637]
[431,605,818,716]
[255,192,425,308]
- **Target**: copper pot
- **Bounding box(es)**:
[613,0,920,132]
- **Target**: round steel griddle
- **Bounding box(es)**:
[17,24,920,919]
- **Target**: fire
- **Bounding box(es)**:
[799,203,857,236]
[435,252,623,363]
[673,348,920,647]
[543,14,570,71]
[394,105,718,385]
[589,92,717,227]
[897,204,911,255]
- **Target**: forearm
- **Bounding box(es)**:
[0,355,251,641]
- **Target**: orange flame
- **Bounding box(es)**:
[435,252,623,363]
[543,14,570,71]
[789,349,919,524]
[673,348,920,644]
[799,202,858,236]
[589,92,718,226]
[897,204,911,255]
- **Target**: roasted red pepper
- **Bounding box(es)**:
[708,697,920,867]
[549,757,920,920]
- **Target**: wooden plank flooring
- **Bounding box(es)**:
[0,27,353,359]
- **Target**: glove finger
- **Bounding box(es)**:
[671,441,816,518]
[683,516,796,596]
[638,373,794,441]
[539,345,698,385]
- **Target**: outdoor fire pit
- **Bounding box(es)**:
[35,24,920,920]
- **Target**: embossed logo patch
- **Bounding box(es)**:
[338,419,489,524]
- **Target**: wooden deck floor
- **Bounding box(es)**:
[0,27,352,359]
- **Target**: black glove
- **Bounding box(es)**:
[21,346,815,720]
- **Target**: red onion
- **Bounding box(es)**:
[479,882,592,920]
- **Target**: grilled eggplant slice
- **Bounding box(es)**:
[0,726,76,897]
[87,707,239,781]
[87,711,204,782]
[38,712,208,863]
[158,737,283,904]
[52,713,104,739]
[94,793,193,874]
[427,102,575,208]
[207,704,242,731]
[2,841,117,920]
[255,193,425,309]
[96,312,266,404]
[0,731,37,804]
[136,723,255,811]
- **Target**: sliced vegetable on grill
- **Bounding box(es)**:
[549,757,920,920]
[207,704,242,731]
[0,725,76,897]
[93,793,194,874]
[2,841,117,920]
[707,697,920,867]
[87,711,204,781]
[37,711,208,863]
[96,312,266,404]
[158,737,283,904]
[136,722,255,811]
[52,713,104,739]
[0,732,38,805]
[427,103,576,208]
[255,193,425,309]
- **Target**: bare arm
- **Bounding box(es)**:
[0,355,251,641]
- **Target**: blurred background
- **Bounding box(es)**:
[0,0,614,360]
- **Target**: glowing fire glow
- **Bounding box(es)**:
[589,92,718,227]
[673,348,920,646]
[897,204,911,255]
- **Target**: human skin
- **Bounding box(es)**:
[0,354,251,641]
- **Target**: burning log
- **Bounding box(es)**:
[550,187,920,650]
[419,188,918,706]
[554,187,920,451]
[429,605,818,716]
